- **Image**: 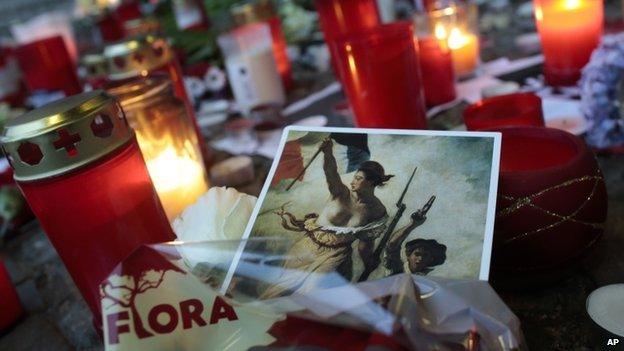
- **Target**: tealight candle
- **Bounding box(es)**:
[534,0,603,86]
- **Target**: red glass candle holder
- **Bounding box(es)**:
[418,37,456,107]
[1,91,176,323]
[333,22,427,129]
[534,0,603,86]
[314,0,381,77]
[464,93,545,131]
[231,1,293,90]
[13,36,82,97]
[0,260,23,331]
[491,127,607,288]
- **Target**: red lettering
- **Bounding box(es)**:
[106,311,130,345]
[148,304,178,334]
[180,299,207,330]
[210,296,238,324]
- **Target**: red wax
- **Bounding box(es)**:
[17,140,175,322]
[333,22,427,129]
[314,0,381,77]
[0,260,23,331]
[13,36,82,97]
[418,37,456,107]
[267,17,293,90]
[534,0,603,86]
[463,93,545,131]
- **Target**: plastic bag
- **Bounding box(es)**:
[101,238,525,351]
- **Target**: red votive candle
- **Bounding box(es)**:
[231,1,293,90]
[1,91,175,324]
[333,22,427,129]
[491,127,607,288]
[0,260,23,331]
[13,36,82,97]
[463,93,545,131]
[418,37,456,107]
[534,0,603,86]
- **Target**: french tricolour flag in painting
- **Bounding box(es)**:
[271,132,370,187]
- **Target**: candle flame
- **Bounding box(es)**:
[147,147,206,193]
[563,0,581,10]
[434,23,448,40]
[448,27,470,50]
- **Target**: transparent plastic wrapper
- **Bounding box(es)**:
[101,238,526,351]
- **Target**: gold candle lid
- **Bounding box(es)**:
[103,35,173,81]
[80,52,107,78]
[231,0,276,26]
[1,91,134,181]
[123,17,162,37]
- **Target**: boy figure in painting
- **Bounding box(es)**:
[384,210,447,275]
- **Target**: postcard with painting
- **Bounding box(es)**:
[229,126,501,299]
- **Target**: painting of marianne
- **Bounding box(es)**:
[234,127,501,299]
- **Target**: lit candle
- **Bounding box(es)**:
[534,0,603,86]
[447,27,479,78]
[144,146,209,221]
[430,3,481,78]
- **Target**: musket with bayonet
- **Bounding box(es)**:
[357,166,418,282]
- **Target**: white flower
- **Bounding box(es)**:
[173,187,257,270]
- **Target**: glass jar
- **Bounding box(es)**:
[0,91,175,324]
[106,76,210,221]
[231,0,293,90]
[103,35,210,163]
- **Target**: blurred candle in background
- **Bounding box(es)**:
[231,0,293,90]
[430,2,480,78]
[333,22,427,129]
[414,11,457,107]
[0,260,22,331]
[534,0,603,86]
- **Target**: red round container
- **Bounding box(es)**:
[418,37,456,107]
[333,22,427,129]
[13,36,82,97]
[464,93,545,131]
[491,127,607,288]
[0,260,23,331]
[1,91,175,323]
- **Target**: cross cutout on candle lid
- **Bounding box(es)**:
[53,129,81,157]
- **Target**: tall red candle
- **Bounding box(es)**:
[534,0,603,86]
[231,1,293,90]
[333,22,427,129]
[103,35,211,164]
[0,91,175,323]
[13,36,82,97]
[314,0,381,77]
[0,260,23,331]
[418,37,456,107]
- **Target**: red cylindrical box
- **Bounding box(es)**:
[0,259,23,331]
[464,93,545,131]
[491,127,607,288]
[1,91,175,323]
[13,36,82,97]
[332,22,427,129]
[418,37,456,107]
